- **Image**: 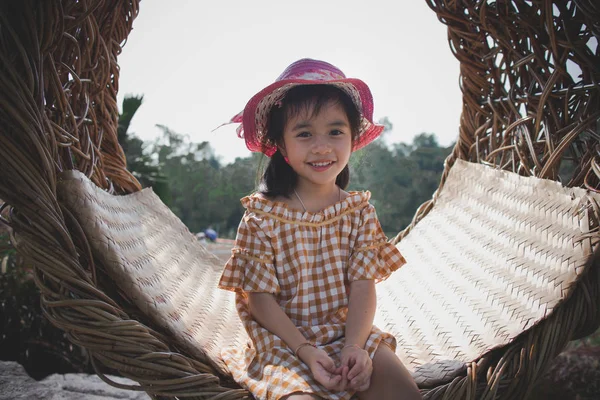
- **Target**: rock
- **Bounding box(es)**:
[0,361,150,400]
[0,361,53,400]
[530,347,600,400]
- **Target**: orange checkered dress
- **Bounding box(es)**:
[218,191,406,400]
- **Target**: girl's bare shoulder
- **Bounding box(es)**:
[253,192,301,211]
[340,189,350,201]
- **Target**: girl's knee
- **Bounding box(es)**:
[398,385,423,400]
[281,393,321,400]
[369,344,422,399]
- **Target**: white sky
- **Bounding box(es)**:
[117,0,462,164]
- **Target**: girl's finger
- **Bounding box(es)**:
[353,379,368,391]
[351,370,371,388]
[325,374,342,390]
[348,355,372,380]
[340,353,353,368]
[339,365,350,391]
[347,362,364,381]
[356,382,370,392]
[319,356,336,373]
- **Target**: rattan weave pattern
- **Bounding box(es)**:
[377,160,599,387]
[57,159,600,392]
[57,170,249,377]
[395,0,600,244]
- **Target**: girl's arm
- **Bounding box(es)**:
[341,279,377,390]
[248,292,343,390]
[248,292,308,352]
[345,279,377,347]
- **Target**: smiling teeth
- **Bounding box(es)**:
[311,162,332,167]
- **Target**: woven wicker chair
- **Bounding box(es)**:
[1,1,599,399]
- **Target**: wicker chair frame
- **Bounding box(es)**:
[0,1,598,399]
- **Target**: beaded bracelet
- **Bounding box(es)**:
[294,342,317,357]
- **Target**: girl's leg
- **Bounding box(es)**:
[281,393,321,400]
[357,343,422,400]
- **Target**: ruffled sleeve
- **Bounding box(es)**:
[347,204,406,282]
[218,209,280,294]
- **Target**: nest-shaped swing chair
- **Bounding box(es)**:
[1,1,599,399]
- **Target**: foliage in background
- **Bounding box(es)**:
[119,96,452,238]
[116,96,453,237]
[118,95,170,203]
[144,125,262,236]
[350,128,451,234]
[129,116,453,237]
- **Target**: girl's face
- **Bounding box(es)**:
[280,100,352,191]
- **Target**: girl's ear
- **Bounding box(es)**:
[278,145,287,157]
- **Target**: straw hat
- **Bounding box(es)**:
[230,58,384,157]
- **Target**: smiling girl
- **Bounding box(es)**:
[218,59,421,400]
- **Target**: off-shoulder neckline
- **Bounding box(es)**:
[240,190,371,223]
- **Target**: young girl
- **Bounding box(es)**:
[218,59,421,400]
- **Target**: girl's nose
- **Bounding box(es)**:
[312,136,332,154]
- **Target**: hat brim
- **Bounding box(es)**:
[238,78,384,157]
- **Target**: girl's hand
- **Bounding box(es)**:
[298,346,343,391]
[340,345,373,392]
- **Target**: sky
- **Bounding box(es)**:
[117,0,463,165]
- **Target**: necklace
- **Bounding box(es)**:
[293,187,341,212]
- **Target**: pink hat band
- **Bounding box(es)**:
[276,59,346,81]
[230,58,384,157]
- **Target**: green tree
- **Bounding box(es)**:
[134,116,451,240]
[217,153,264,237]
[148,125,254,236]
[145,124,263,237]
[117,95,170,203]
[350,131,452,234]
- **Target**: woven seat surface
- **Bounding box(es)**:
[376,159,599,387]
[57,170,249,375]
[56,159,600,388]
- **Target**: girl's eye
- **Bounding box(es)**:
[330,129,344,136]
[297,131,311,138]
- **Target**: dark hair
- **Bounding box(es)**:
[258,85,361,198]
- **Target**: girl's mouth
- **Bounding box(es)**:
[307,161,335,171]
